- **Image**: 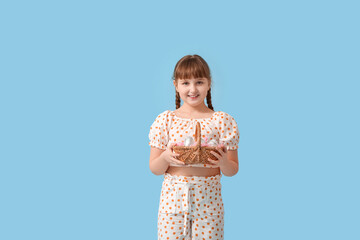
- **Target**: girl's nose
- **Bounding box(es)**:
[190,83,197,91]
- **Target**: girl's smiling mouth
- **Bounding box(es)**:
[188,94,199,99]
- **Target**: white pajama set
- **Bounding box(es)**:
[149,110,240,240]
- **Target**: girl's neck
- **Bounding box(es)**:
[176,103,213,114]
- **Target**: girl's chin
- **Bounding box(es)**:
[184,101,203,107]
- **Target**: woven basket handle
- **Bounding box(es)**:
[195,122,201,148]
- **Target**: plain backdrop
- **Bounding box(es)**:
[1,0,359,239]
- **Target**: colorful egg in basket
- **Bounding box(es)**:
[172,122,226,165]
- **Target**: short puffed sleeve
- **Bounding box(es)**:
[219,112,240,150]
[148,110,170,150]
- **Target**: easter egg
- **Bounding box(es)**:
[184,136,194,146]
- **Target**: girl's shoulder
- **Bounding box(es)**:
[214,111,238,125]
[217,110,236,119]
[153,110,171,119]
[149,110,171,130]
[151,110,173,126]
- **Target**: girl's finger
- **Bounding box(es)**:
[219,148,225,155]
[207,158,219,165]
[211,151,220,158]
[217,147,224,153]
[207,158,217,163]
[171,158,185,165]
[170,142,177,150]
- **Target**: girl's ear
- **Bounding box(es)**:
[173,80,178,91]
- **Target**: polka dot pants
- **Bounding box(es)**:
[158,173,224,240]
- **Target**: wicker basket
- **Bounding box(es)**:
[172,122,226,165]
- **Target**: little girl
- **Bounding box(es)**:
[149,54,240,240]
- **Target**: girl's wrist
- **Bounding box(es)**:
[219,158,229,168]
[220,158,238,176]
[160,152,170,166]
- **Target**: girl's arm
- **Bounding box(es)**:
[220,149,239,176]
[149,147,169,175]
[207,148,239,176]
[149,144,184,175]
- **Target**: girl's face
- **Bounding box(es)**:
[173,78,211,107]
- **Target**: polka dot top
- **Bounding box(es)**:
[148,110,240,168]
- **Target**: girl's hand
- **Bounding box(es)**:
[161,143,185,165]
[207,145,228,167]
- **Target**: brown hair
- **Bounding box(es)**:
[172,54,214,110]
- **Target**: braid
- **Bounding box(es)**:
[206,88,214,111]
[175,91,181,109]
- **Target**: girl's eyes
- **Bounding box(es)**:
[182,81,203,85]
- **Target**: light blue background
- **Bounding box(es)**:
[1,0,359,239]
